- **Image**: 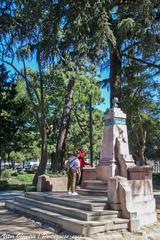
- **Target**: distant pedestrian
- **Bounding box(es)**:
[65,155,80,196]
[77,149,90,187]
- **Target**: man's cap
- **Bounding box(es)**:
[79,149,86,155]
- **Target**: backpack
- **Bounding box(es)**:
[64,160,70,170]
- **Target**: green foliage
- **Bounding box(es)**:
[45,172,63,178]
[0,64,29,160]
[11,171,18,177]
[117,18,136,36]
[1,169,11,181]
[25,185,37,192]
[153,173,160,188]
[16,173,33,182]
[10,151,26,163]
[0,181,8,191]
[8,172,34,186]
[121,62,160,163]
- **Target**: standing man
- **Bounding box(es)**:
[66,155,80,196]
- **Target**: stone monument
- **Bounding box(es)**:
[83,97,157,231]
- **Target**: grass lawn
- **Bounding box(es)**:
[8,173,34,185]
[0,169,65,191]
[0,170,35,191]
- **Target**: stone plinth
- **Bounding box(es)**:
[96,165,116,181]
[37,175,67,192]
[82,167,97,182]
[128,166,153,180]
[108,167,157,231]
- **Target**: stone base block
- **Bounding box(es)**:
[108,176,127,204]
[128,219,140,232]
[133,198,156,214]
[129,179,153,196]
[37,175,67,192]
[96,164,117,181]
[37,175,53,192]
[82,167,97,183]
[128,166,153,180]
[139,211,157,227]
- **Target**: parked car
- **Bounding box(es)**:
[25,164,38,173]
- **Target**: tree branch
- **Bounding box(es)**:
[21,56,42,131]
[73,109,87,134]
[123,54,160,69]
[1,57,42,130]
[122,41,140,53]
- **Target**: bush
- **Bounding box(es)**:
[17,170,25,175]
[153,173,160,187]
[16,173,34,182]
[11,171,18,177]
[1,169,11,181]
[46,171,63,178]
[8,184,26,190]
[0,180,9,191]
[25,185,37,192]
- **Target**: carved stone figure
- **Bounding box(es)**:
[115,126,128,177]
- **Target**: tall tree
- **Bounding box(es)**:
[0,64,25,174]
[121,62,160,164]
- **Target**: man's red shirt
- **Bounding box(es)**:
[77,156,90,168]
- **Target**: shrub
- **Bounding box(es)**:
[153,173,160,187]
[0,180,9,191]
[1,169,11,181]
[17,170,25,175]
[46,171,63,178]
[16,173,34,183]
[8,184,26,190]
[11,171,18,177]
[25,185,37,192]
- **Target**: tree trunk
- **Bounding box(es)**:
[32,126,48,185]
[0,159,1,178]
[109,48,122,107]
[138,130,147,166]
[55,78,75,170]
[138,146,146,165]
[89,94,93,166]
[32,53,48,186]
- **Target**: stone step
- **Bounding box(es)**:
[5,200,129,236]
[82,180,108,190]
[15,196,119,221]
[156,200,160,209]
[25,192,108,211]
[77,188,108,196]
[157,209,160,214]
[156,209,160,220]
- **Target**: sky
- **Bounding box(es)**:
[96,68,110,112]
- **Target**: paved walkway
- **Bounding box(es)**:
[1,191,160,240]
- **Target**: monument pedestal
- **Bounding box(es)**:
[83,104,135,183]
[96,106,135,181]
[96,164,117,182]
